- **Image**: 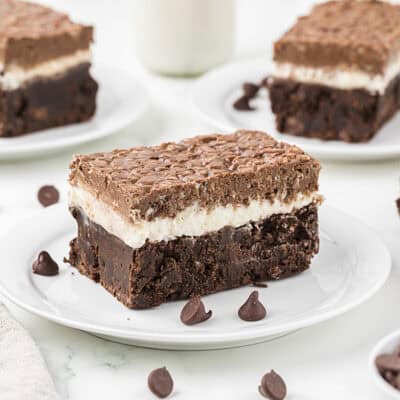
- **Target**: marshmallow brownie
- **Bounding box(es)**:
[0,0,97,137]
[269,0,400,143]
[68,130,322,309]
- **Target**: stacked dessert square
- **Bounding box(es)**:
[269,0,400,142]
[0,0,97,137]
[68,130,321,309]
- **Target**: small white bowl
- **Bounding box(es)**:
[370,330,400,398]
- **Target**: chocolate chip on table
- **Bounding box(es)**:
[38,185,59,207]
[238,290,266,322]
[259,370,287,400]
[243,82,260,98]
[32,251,59,276]
[396,198,400,215]
[148,367,174,398]
[233,95,254,111]
[180,296,212,325]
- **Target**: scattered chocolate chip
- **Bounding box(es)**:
[180,296,212,325]
[238,290,266,322]
[253,282,268,288]
[376,354,400,372]
[32,251,59,276]
[38,185,59,207]
[148,367,174,398]
[374,345,400,392]
[259,370,287,400]
[233,95,254,111]
[243,82,260,98]
[396,198,400,215]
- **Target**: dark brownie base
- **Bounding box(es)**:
[0,63,98,137]
[67,203,319,309]
[268,75,400,142]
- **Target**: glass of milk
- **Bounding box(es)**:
[131,0,235,76]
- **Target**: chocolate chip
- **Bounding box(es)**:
[259,370,287,400]
[38,185,59,207]
[376,354,400,372]
[238,290,266,321]
[233,96,254,111]
[32,251,59,276]
[148,367,174,398]
[383,370,396,384]
[242,82,259,98]
[180,296,212,325]
[396,198,400,215]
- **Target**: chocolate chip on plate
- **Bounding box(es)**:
[238,290,266,322]
[148,367,174,398]
[396,198,400,215]
[38,185,59,207]
[259,370,287,400]
[32,251,59,276]
[242,82,260,98]
[180,296,212,325]
[233,95,254,111]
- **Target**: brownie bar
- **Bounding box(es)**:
[268,74,400,142]
[0,64,97,137]
[68,204,319,309]
[68,130,321,309]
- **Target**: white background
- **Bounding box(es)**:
[0,1,399,398]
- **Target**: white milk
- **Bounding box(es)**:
[131,0,235,76]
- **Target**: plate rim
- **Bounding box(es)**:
[0,203,391,347]
[0,63,150,159]
[192,57,400,161]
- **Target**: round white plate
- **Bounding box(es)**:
[0,63,149,160]
[192,58,400,161]
[0,204,390,350]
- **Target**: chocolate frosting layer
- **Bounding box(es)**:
[0,0,92,69]
[274,0,400,74]
[69,130,320,221]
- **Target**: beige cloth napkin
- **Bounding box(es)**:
[0,304,59,400]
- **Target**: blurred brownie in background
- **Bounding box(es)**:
[268,0,400,143]
[0,0,97,137]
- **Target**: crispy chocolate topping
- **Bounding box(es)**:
[0,0,93,69]
[274,0,400,74]
[70,130,320,222]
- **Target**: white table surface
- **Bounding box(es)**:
[0,1,400,398]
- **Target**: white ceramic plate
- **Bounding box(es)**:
[0,63,149,160]
[192,58,400,161]
[0,204,390,350]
